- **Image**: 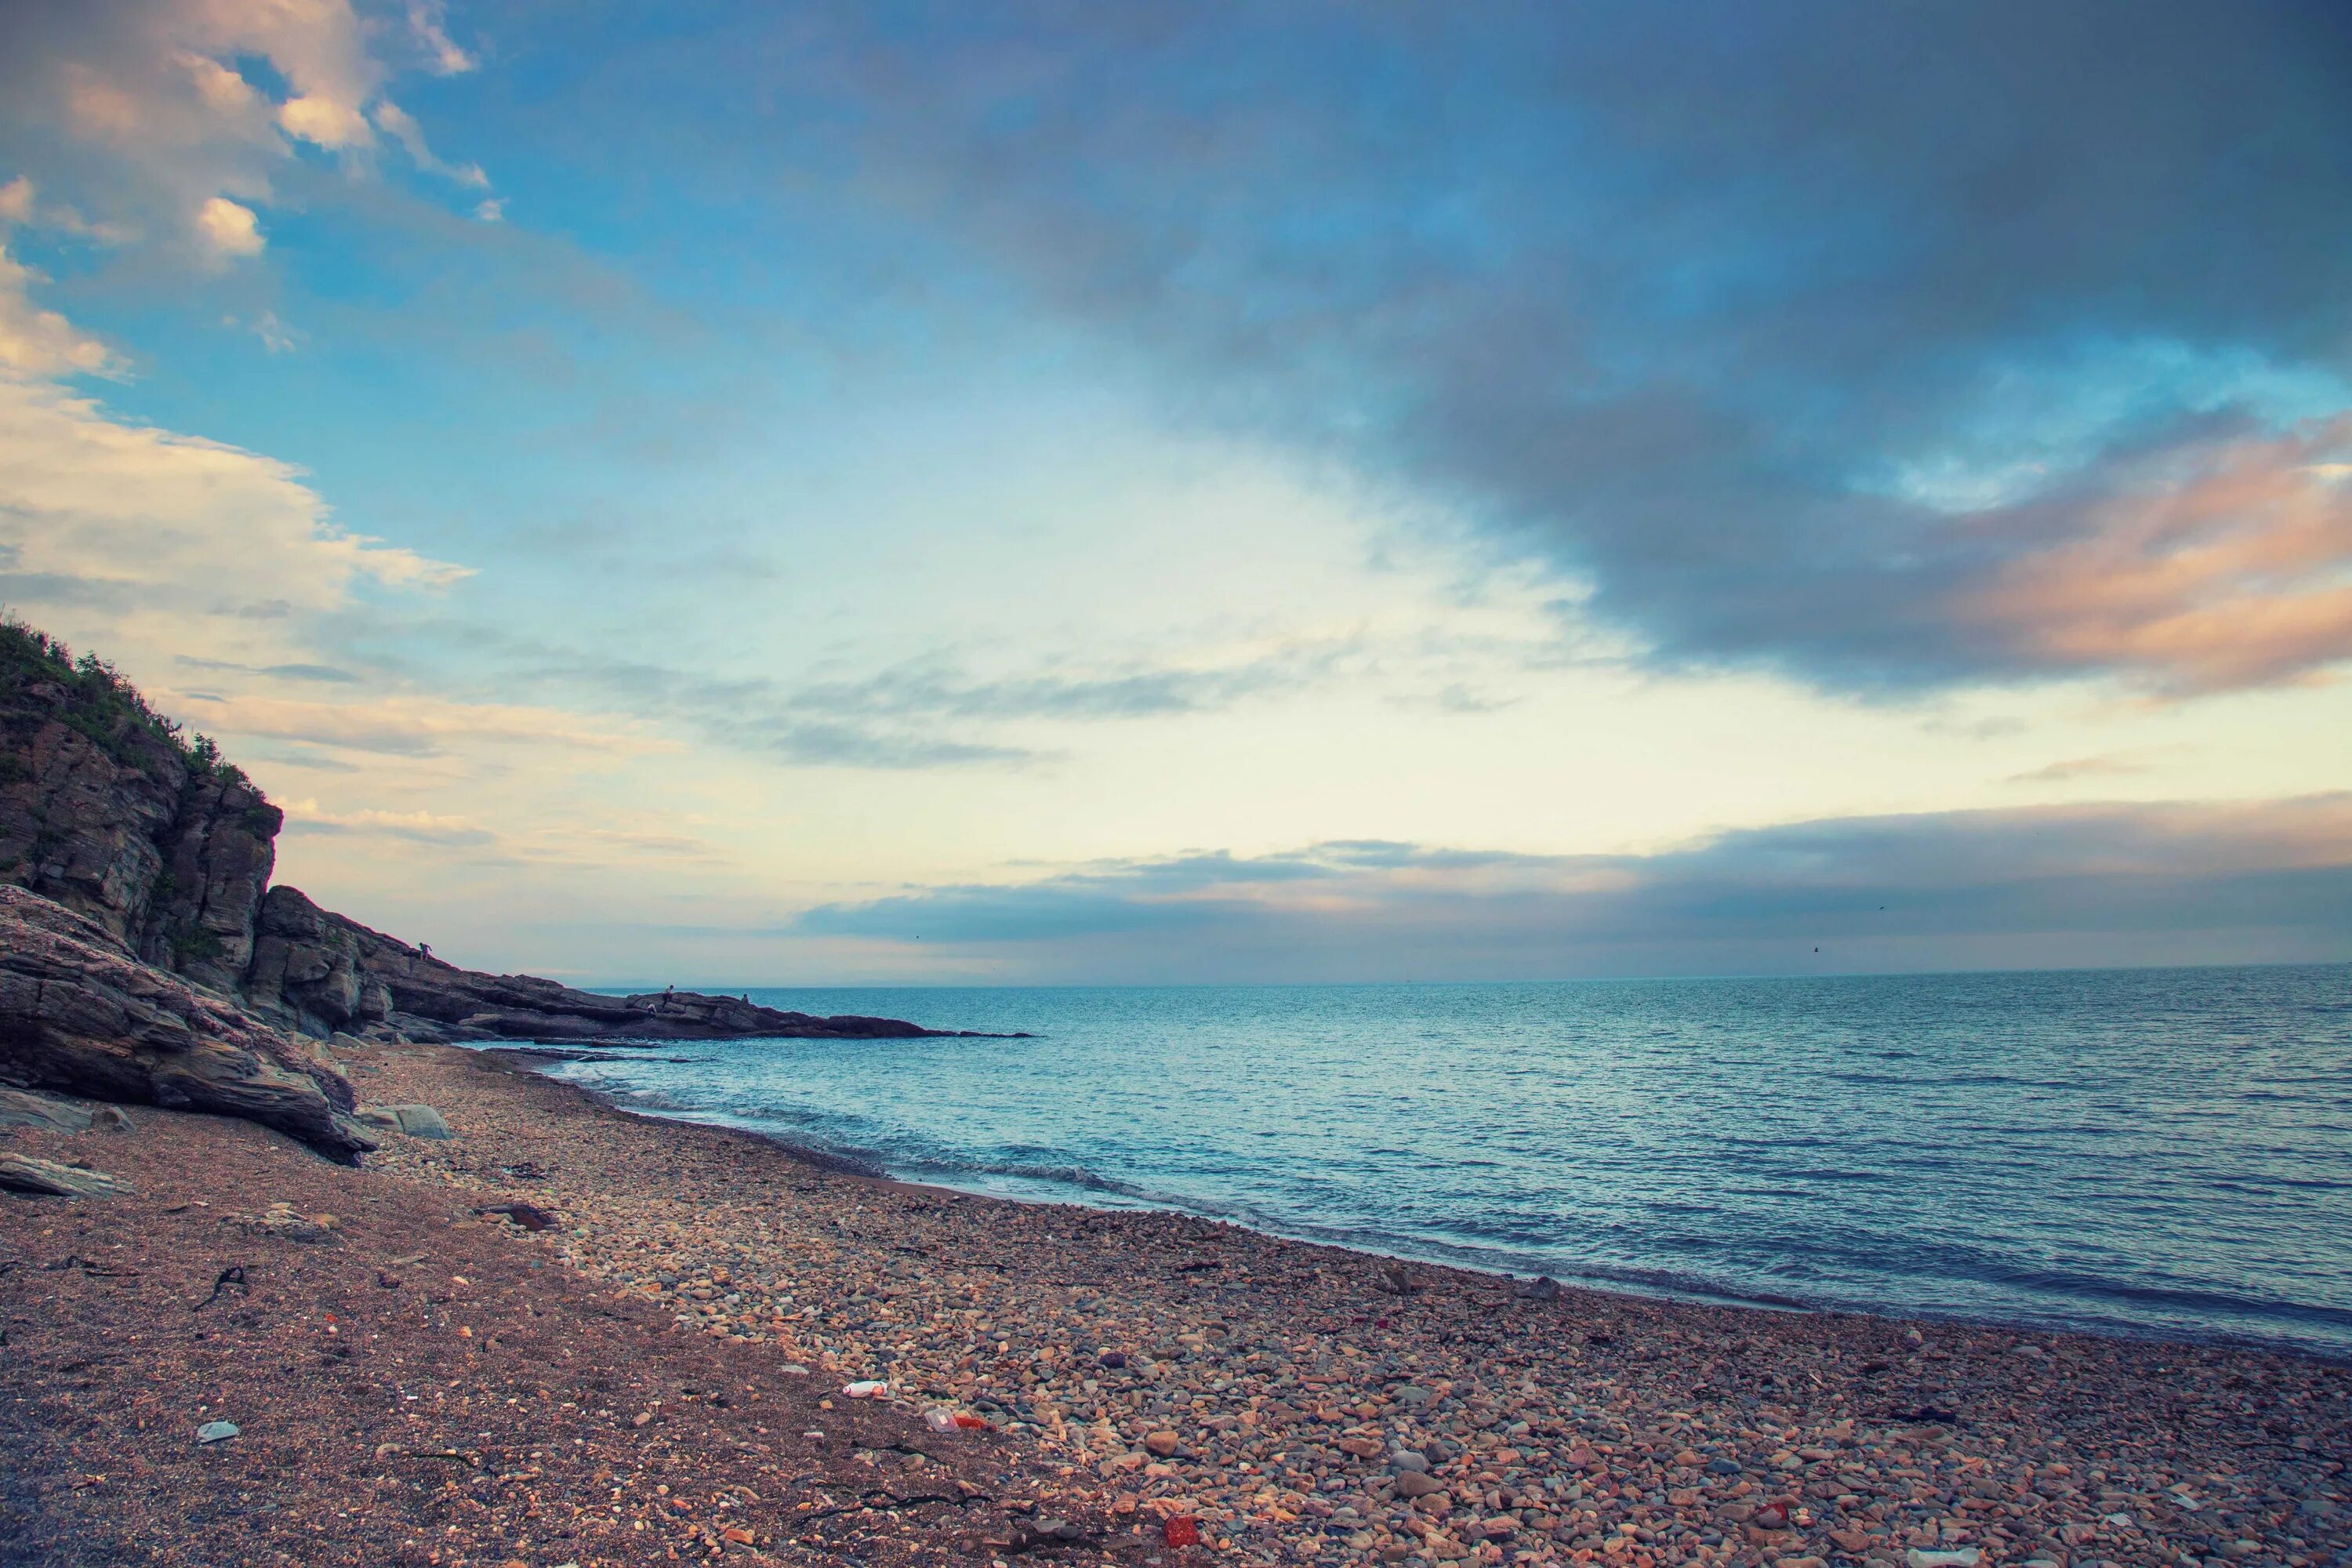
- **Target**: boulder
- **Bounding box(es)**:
[0,885,375,1163]
[0,1152,126,1196]
[358,1103,453,1140]
[0,1087,96,1132]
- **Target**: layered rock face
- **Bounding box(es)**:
[0,885,373,1162]
[0,633,280,995]
[136,769,281,993]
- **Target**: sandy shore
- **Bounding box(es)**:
[4,1041,2347,1568]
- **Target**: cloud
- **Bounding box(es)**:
[176,655,358,683]
[405,1,476,77]
[0,241,119,377]
[172,691,676,760]
[194,194,262,260]
[0,358,471,710]
[397,619,1396,771]
[281,800,494,845]
[795,796,2352,979]
[373,100,488,188]
[0,0,491,258]
[278,93,371,151]
[2005,753,2155,786]
[735,2,2352,696]
[0,376,463,605]
[1947,416,2352,691]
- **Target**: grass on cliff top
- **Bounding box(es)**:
[1,615,249,786]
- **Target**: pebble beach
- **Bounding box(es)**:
[5,1040,2348,1568]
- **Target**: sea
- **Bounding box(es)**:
[525,966,2352,1359]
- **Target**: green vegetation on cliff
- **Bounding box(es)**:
[0,615,245,785]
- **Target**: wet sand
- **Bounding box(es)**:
[4,1040,2347,1568]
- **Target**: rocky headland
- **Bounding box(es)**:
[0,619,964,1154]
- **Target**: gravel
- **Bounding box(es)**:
[7,1038,2347,1568]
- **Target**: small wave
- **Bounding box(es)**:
[900,1156,1160,1203]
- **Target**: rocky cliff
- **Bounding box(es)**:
[0,624,279,995]
[0,619,952,1156]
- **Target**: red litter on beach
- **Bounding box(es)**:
[953,1414,989,1430]
[1163,1516,1200,1548]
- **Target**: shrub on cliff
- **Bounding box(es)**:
[0,614,245,785]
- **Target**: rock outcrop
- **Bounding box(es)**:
[0,623,280,994]
[2,620,947,1049]
[136,768,281,993]
[0,885,374,1162]
[245,885,948,1044]
[0,619,960,1154]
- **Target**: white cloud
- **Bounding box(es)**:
[405,1,477,76]
[247,309,297,353]
[473,197,505,223]
[0,376,466,645]
[277,93,372,151]
[373,100,488,187]
[181,692,675,760]
[0,178,31,224]
[13,0,490,262]
[177,51,260,116]
[194,194,263,260]
[0,245,121,378]
[282,800,495,844]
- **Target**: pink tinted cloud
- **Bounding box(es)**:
[1954,415,2352,692]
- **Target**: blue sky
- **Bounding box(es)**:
[2,1,2348,982]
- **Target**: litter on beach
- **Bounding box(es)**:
[840,1380,888,1398]
[921,1406,993,1432]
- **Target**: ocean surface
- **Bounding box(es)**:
[528,967,2352,1359]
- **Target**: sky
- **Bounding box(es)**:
[1,0,2348,984]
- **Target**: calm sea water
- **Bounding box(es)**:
[535,967,2352,1358]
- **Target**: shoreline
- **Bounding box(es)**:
[499,1051,2350,1371]
[5,1039,2347,1568]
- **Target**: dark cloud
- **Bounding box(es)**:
[717,1,2352,695]
[795,796,2352,980]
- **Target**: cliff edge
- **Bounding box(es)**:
[0,619,953,1153]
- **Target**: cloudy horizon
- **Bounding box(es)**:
[2,1,2347,984]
